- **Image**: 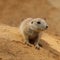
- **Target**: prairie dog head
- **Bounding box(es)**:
[29,18,48,32]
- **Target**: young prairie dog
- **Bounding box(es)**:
[19,18,48,49]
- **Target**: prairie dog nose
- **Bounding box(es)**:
[46,26,48,29]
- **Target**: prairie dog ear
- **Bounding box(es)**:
[25,18,33,20]
[40,16,46,20]
[43,17,46,20]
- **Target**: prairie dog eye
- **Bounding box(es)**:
[31,21,33,24]
[37,21,41,24]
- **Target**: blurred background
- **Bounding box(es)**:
[0,0,60,39]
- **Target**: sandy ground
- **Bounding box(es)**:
[0,25,59,60]
[0,0,60,60]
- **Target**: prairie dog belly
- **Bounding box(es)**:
[24,28,38,40]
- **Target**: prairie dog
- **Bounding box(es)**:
[19,18,48,49]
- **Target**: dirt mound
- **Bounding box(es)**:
[0,25,59,60]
